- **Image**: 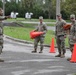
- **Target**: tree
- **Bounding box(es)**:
[61,0,76,19]
[43,0,52,19]
[0,0,2,8]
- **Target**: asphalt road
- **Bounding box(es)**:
[0,37,76,75]
[3,21,55,31]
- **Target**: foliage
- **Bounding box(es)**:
[0,0,76,19]
[5,2,19,15]
[61,0,76,19]
[0,0,2,8]
[4,25,69,47]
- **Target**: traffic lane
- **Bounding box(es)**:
[0,38,75,75]
[0,51,76,75]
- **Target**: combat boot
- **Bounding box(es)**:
[55,54,61,57]
[60,54,65,58]
[0,59,4,62]
[31,50,37,53]
[39,51,43,53]
[60,51,65,58]
[67,58,71,61]
[32,48,37,53]
[39,47,43,53]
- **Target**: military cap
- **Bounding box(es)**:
[70,14,75,18]
[39,16,43,20]
[57,14,62,17]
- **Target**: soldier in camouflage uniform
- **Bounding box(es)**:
[32,16,47,53]
[0,8,9,62]
[55,14,66,58]
[67,14,76,61]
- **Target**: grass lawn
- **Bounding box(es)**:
[7,18,70,22]
[4,26,54,44]
[7,18,56,22]
[4,26,69,47]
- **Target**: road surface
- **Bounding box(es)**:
[0,37,75,75]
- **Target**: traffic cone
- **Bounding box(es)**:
[30,31,44,39]
[70,43,76,63]
[49,38,55,53]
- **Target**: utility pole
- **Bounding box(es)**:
[56,0,60,20]
[3,0,5,16]
[16,0,19,3]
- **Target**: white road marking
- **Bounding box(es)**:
[34,69,69,74]
[11,70,30,75]
[48,66,65,69]
[0,66,23,71]
[6,59,59,63]
[67,74,73,75]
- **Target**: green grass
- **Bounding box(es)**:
[4,26,33,41]
[7,18,70,22]
[4,26,69,47]
[7,18,56,22]
[4,26,54,44]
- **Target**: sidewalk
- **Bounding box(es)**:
[21,21,56,24]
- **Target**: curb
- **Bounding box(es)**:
[4,35,69,49]
[4,35,51,47]
[4,35,34,44]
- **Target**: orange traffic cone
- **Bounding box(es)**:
[30,31,44,39]
[70,43,76,63]
[49,38,55,53]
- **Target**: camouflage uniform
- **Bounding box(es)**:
[55,14,66,57]
[67,14,76,61]
[0,12,6,54]
[69,14,76,52]
[32,16,47,53]
[0,21,3,54]
[0,8,7,62]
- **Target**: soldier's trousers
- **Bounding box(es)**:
[56,35,66,55]
[69,38,76,53]
[34,36,45,51]
[69,44,74,53]
[0,35,3,54]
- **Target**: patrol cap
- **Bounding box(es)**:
[70,14,75,19]
[57,14,62,17]
[39,16,43,20]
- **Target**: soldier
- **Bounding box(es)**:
[31,16,47,53]
[55,14,66,58]
[67,14,76,61]
[0,8,9,62]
